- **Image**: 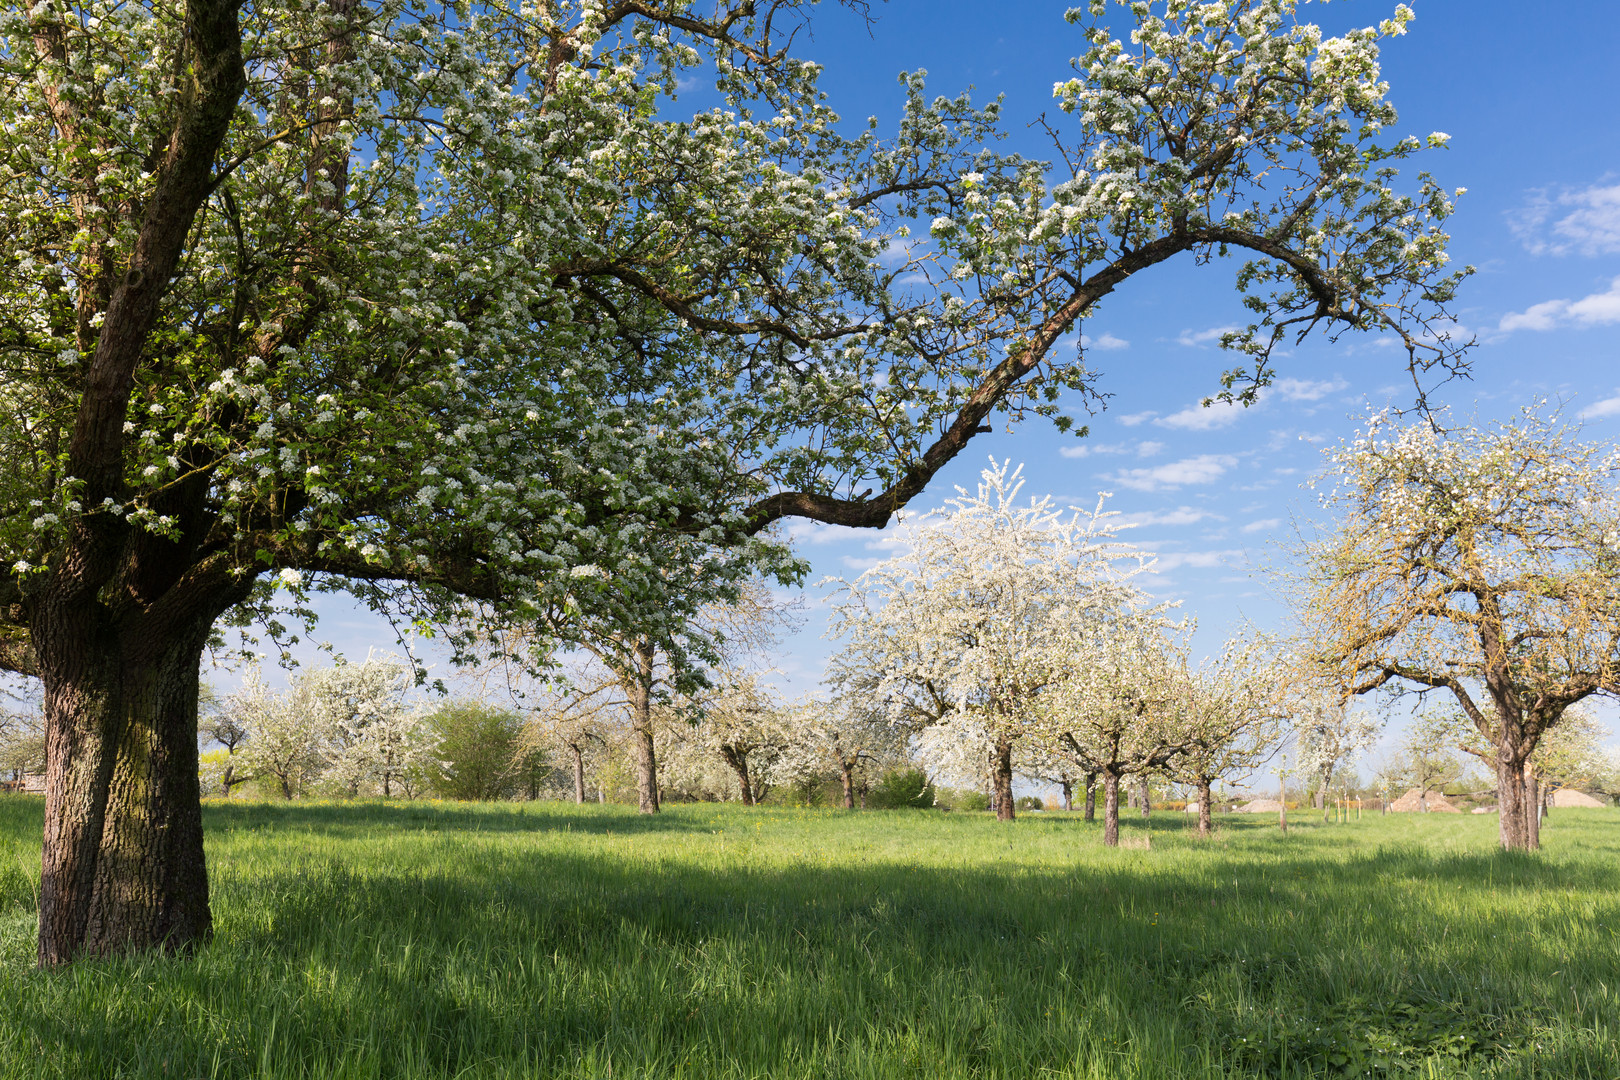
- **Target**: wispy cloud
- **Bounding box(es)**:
[787,522,867,546]
[1157,399,1248,430]
[1082,331,1130,351]
[1499,276,1620,333]
[1580,393,1620,420]
[1176,325,1240,348]
[1106,454,1238,492]
[1058,440,1132,459]
[1240,518,1281,534]
[1509,181,1620,256]
[1144,548,1248,572]
[1117,410,1157,427]
[1135,441,1164,457]
[877,238,919,265]
[1152,377,1348,432]
[1112,506,1220,527]
[1273,377,1349,401]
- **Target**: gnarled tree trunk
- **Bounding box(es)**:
[1060,779,1072,813]
[1137,774,1151,818]
[36,578,246,966]
[1084,772,1097,821]
[571,744,585,804]
[1196,778,1213,839]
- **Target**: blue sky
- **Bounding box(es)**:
[253,0,1620,765]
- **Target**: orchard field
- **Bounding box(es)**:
[0,796,1615,1080]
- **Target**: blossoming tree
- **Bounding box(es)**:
[1163,632,1289,837]
[828,461,1151,821]
[1046,615,1192,846]
[1,0,1471,961]
[1296,409,1620,850]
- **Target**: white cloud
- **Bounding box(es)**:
[787,522,867,545]
[1118,410,1157,427]
[1156,398,1247,430]
[1058,440,1131,459]
[1580,394,1620,420]
[1135,441,1164,457]
[1106,454,1238,492]
[1176,325,1240,348]
[1151,377,1347,433]
[1112,506,1219,527]
[1240,518,1281,533]
[1499,276,1620,333]
[877,239,918,265]
[1144,548,1247,572]
[1273,376,1349,401]
[1082,331,1130,351]
[1509,181,1620,256]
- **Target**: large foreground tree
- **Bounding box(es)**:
[2,0,1470,961]
[1296,410,1620,850]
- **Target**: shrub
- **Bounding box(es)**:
[1015,795,1044,812]
[427,701,530,801]
[867,768,936,809]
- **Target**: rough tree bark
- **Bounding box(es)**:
[1084,772,1097,821]
[1102,771,1121,847]
[1137,774,1151,819]
[625,640,659,815]
[839,762,855,809]
[571,744,586,804]
[1060,779,1072,813]
[993,739,1015,822]
[1196,778,1213,839]
[36,571,250,965]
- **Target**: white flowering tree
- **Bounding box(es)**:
[776,696,909,809]
[308,655,435,799]
[0,700,45,784]
[1047,615,1192,846]
[229,674,326,801]
[1019,743,1094,815]
[1163,632,1288,837]
[1296,409,1620,850]
[686,670,789,806]
[521,678,622,805]
[0,0,1472,961]
[829,461,1151,821]
[227,656,435,799]
[1291,691,1380,819]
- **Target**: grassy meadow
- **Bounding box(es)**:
[0,796,1616,1079]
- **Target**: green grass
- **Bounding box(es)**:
[0,797,1616,1079]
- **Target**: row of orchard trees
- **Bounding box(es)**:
[200,655,544,801]
[827,412,1620,854]
[825,460,1303,846]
